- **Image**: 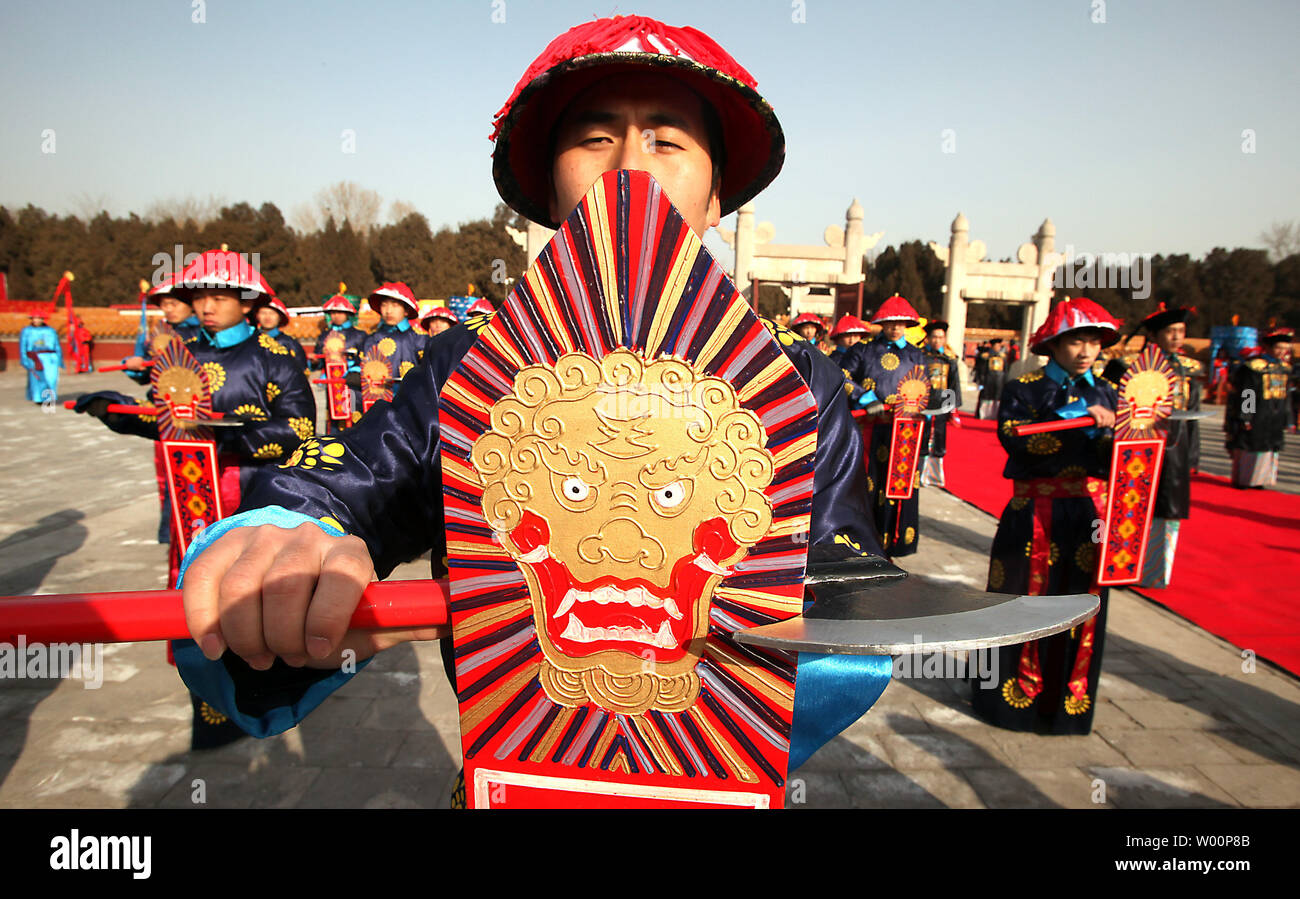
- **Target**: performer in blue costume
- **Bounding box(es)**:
[253,294,310,378]
[971,297,1120,734]
[312,289,368,433]
[362,281,427,396]
[170,16,895,777]
[1225,325,1292,489]
[19,312,62,405]
[841,295,928,556]
[827,314,868,368]
[919,319,962,488]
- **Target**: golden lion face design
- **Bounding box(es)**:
[154,367,204,422]
[472,349,774,715]
[1122,369,1172,430]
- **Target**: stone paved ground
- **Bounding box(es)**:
[0,369,1296,808]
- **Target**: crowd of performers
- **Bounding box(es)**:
[11,13,1294,788]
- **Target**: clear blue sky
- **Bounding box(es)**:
[2,0,1296,263]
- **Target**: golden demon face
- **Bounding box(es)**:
[1122,369,1172,430]
[155,367,204,421]
[323,333,346,360]
[472,349,774,715]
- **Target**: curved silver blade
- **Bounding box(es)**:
[734,574,1098,655]
[1167,409,1215,421]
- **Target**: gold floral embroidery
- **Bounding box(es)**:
[350,410,362,423]
[1018,369,1044,383]
[1001,419,1028,436]
[399,361,415,379]
[231,403,268,421]
[904,526,916,545]
[861,377,876,393]
[253,443,284,460]
[202,362,226,394]
[1049,542,1060,566]
[1009,496,1029,511]
[880,352,899,371]
[258,332,290,355]
[1027,433,1061,455]
[1064,694,1091,716]
[988,558,1006,589]
[1075,543,1097,572]
[1001,678,1033,709]
[378,337,396,357]
[289,417,314,440]
[281,437,346,470]
[266,382,281,403]
[199,701,228,725]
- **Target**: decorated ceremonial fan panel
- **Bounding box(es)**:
[150,340,222,552]
[884,367,929,500]
[1097,346,1175,586]
[440,171,816,809]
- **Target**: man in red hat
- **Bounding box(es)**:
[363,282,427,393]
[171,17,887,760]
[919,319,961,488]
[827,314,869,366]
[971,297,1119,734]
[313,288,369,432]
[253,294,310,376]
[791,312,825,343]
[1225,325,1292,488]
[418,305,458,337]
[840,295,928,556]
[73,248,317,749]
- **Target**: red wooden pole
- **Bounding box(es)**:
[0,579,450,644]
[1011,417,1096,437]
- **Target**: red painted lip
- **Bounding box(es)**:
[171,403,195,420]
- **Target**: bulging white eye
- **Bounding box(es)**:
[653,481,686,509]
[561,477,591,502]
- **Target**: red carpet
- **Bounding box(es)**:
[944,416,1300,676]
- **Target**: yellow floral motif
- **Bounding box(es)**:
[231,404,268,421]
[843,381,855,396]
[1049,542,1060,566]
[880,352,899,371]
[253,443,284,460]
[865,475,874,494]
[1001,678,1033,709]
[988,558,1006,590]
[266,382,281,403]
[258,332,290,355]
[281,437,346,470]
[201,362,226,394]
[351,410,362,423]
[399,361,415,379]
[861,377,876,393]
[377,337,396,357]
[1027,433,1061,455]
[199,701,228,725]
[467,311,496,332]
[761,318,796,346]
[139,414,157,423]
[1064,694,1091,716]
[1018,369,1044,383]
[1010,496,1029,511]
[904,526,915,545]
[1248,358,1267,372]
[1060,465,1087,478]
[1075,542,1097,572]
[1001,419,1027,436]
[289,417,314,440]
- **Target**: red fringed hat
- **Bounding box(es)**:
[1029,297,1121,355]
[420,305,459,325]
[791,312,823,329]
[368,282,419,318]
[829,314,869,339]
[146,270,188,306]
[490,15,786,228]
[871,295,921,325]
[252,294,291,328]
[1262,325,1295,345]
[1140,302,1195,334]
[467,298,496,317]
[167,248,274,301]
[323,282,358,315]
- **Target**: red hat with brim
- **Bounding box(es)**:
[791,313,823,329]
[420,305,459,325]
[322,293,358,315]
[1029,297,1121,356]
[467,298,495,317]
[829,314,869,339]
[369,282,419,318]
[491,15,785,229]
[1262,326,1295,345]
[252,294,291,328]
[163,249,274,303]
[146,271,191,306]
[871,295,920,326]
